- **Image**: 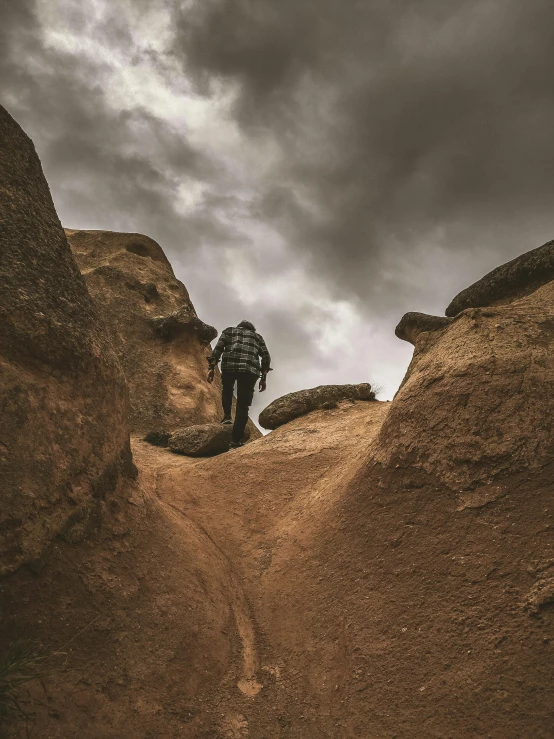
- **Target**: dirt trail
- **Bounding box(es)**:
[132,395,554,739]
[4,398,553,737]
[164,500,262,698]
[132,400,391,736]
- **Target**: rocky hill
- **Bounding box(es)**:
[1,104,553,738]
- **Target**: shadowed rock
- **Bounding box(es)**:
[149,307,217,343]
[395,312,453,345]
[144,430,172,447]
[169,423,251,456]
[0,106,132,575]
[259,383,375,430]
[446,239,554,316]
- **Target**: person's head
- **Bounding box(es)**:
[237,320,256,331]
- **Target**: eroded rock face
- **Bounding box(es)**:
[378,249,554,490]
[0,106,132,575]
[446,238,554,316]
[66,229,224,433]
[259,383,375,430]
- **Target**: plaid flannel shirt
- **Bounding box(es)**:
[209,326,272,377]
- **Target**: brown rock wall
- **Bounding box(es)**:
[66,229,225,433]
[0,106,131,575]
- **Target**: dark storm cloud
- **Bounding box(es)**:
[176,0,554,315]
[0,1,240,258]
[0,0,37,60]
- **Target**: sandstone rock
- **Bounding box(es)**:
[149,306,217,343]
[446,238,554,316]
[377,248,554,490]
[259,383,375,430]
[0,106,132,575]
[169,423,252,456]
[66,229,259,440]
[140,392,552,737]
[395,311,453,345]
[169,424,231,456]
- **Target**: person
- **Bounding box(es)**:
[207,320,272,448]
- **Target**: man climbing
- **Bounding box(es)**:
[207,320,272,448]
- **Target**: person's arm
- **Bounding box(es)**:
[258,336,272,392]
[207,329,227,383]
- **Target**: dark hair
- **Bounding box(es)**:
[237,320,256,331]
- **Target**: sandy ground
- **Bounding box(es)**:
[4,398,554,738]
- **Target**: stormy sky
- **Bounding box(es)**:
[3,0,554,418]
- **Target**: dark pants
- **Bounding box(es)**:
[221,370,257,443]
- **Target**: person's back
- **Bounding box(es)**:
[207,320,272,448]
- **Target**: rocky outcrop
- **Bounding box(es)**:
[259,383,375,430]
[149,306,217,343]
[395,311,453,345]
[66,229,247,434]
[129,383,554,738]
[378,244,554,490]
[446,239,554,316]
[0,106,132,575]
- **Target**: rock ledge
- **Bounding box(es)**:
[446,239,554,316]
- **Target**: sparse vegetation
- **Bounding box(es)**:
[371,383,383,398]
[0,641,49,722]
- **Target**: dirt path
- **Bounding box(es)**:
[132,395,554,738]
[132,400,390,737]
[7,397,552,738]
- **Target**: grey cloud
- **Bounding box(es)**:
[177,0,554,317]
[0,0,337,405]
[0,8,240,252]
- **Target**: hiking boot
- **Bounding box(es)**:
[229,440,244,449]
[221,415,232,425]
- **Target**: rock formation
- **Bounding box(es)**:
[66,229,261,442]
[0,107,245,738]
[65,229,220,433]
[394,311,453,345]
[2,102,553,738]
[127,370,554,738]
[259,382,375,430]
[0,106,133,576]
[382,243,554,490]
[446,238,554,316]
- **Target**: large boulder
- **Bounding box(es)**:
[0,106,132,575]
[259,383,375,430]
[169,423,250,456]
[446,239,554,316]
